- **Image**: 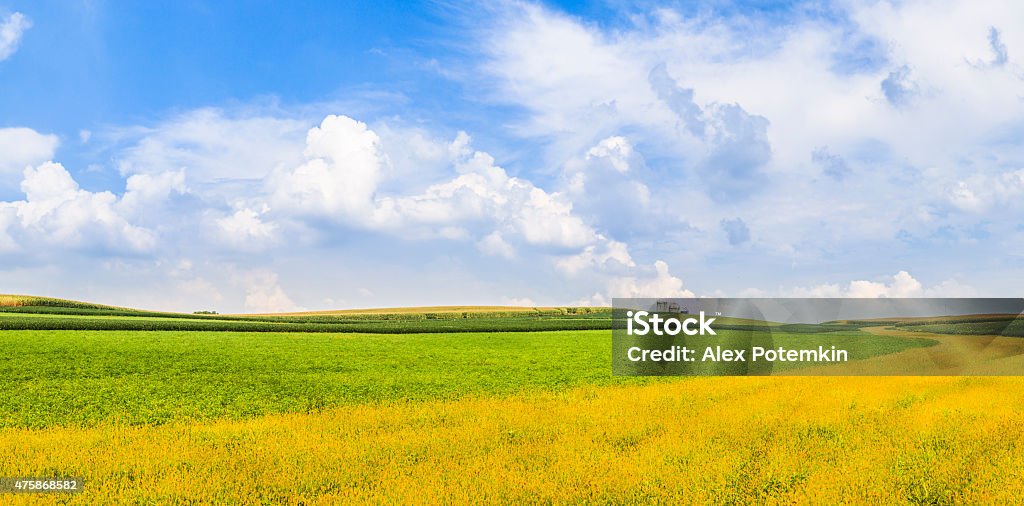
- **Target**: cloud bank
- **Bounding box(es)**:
[1,1,1020,311]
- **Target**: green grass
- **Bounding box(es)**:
[836,313,1022,329]
[0,296,612,322]
[0,314,614,333]
[900,319,1024,337]
[0,304,950,429]
[0,300,614,333]
[0,329,639,428]
[0,325,932,428]
[835,313,1024,337]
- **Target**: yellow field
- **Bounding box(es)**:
[3,376,1024,504]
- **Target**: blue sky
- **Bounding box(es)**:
[0,0,1022,312]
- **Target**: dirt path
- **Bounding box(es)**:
[792,325,1024,375]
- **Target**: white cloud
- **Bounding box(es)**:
[585,136,634,174]
[477,231,515,259]
[242,271,303,313]
[270,114,384,219]
[9,1,1024,307]
[572,260,693,306]
[560,136,653,238]
[607,260,695,299]
[269,117,600,250]
[215,206,278,249]
[470,0,1024,264]
[564,135,649,201]
[0,12,29,61]
[114,108,309,182]
[556,237,634,276]
[0,162,160,251]
[119,169,188,215]
[948,169,1024,212]
[785,271,978,298]
[0,127,58,177]
[0,206,17,251]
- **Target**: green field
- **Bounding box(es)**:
[0,329,635,428]
[3,298,1024,503]
[0,302,614,333]
[834,313,1024,337]
[0,300,945,429]
[900,319,1024,337]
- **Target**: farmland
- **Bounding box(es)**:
[828,313,1024,337]
[901,319,1024,337]
[1,297,1023,503]
[5,376,1024,504]
[0,329,633,428]
[0,299,613,333]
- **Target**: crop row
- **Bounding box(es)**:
[892,314,1023,327]
[0,314,613,333]
[901,320,1024,337]
[0,305,612,324]
[0,295,120,310]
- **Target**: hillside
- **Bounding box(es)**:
[0,294,126,310]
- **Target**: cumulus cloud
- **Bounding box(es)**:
[84,110,636,304]
[556,237,634,276]
[0,206,17,251]
[610,260,694,298]
[269,117,600,250]
[0,127,58,177]
[0,12,29,61]
[242,271,303,313]
[415,3,1024,311]
[576,260,694,306]
[270,114,384,218]
[381,133,599,249]
[0,162,168,252]
[110,111,600,254]
[648,64,771,198]
[561,136,652,237]
[10,1,1024,308]
[784,271,978,298]
[215,206,278,249]
[477,231,515,259]
[564,136,647,197]
[648,63,705,137]
[119,169,187,215]
[584,136,636,174]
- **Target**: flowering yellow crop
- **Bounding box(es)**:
[2,376,1023,504]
